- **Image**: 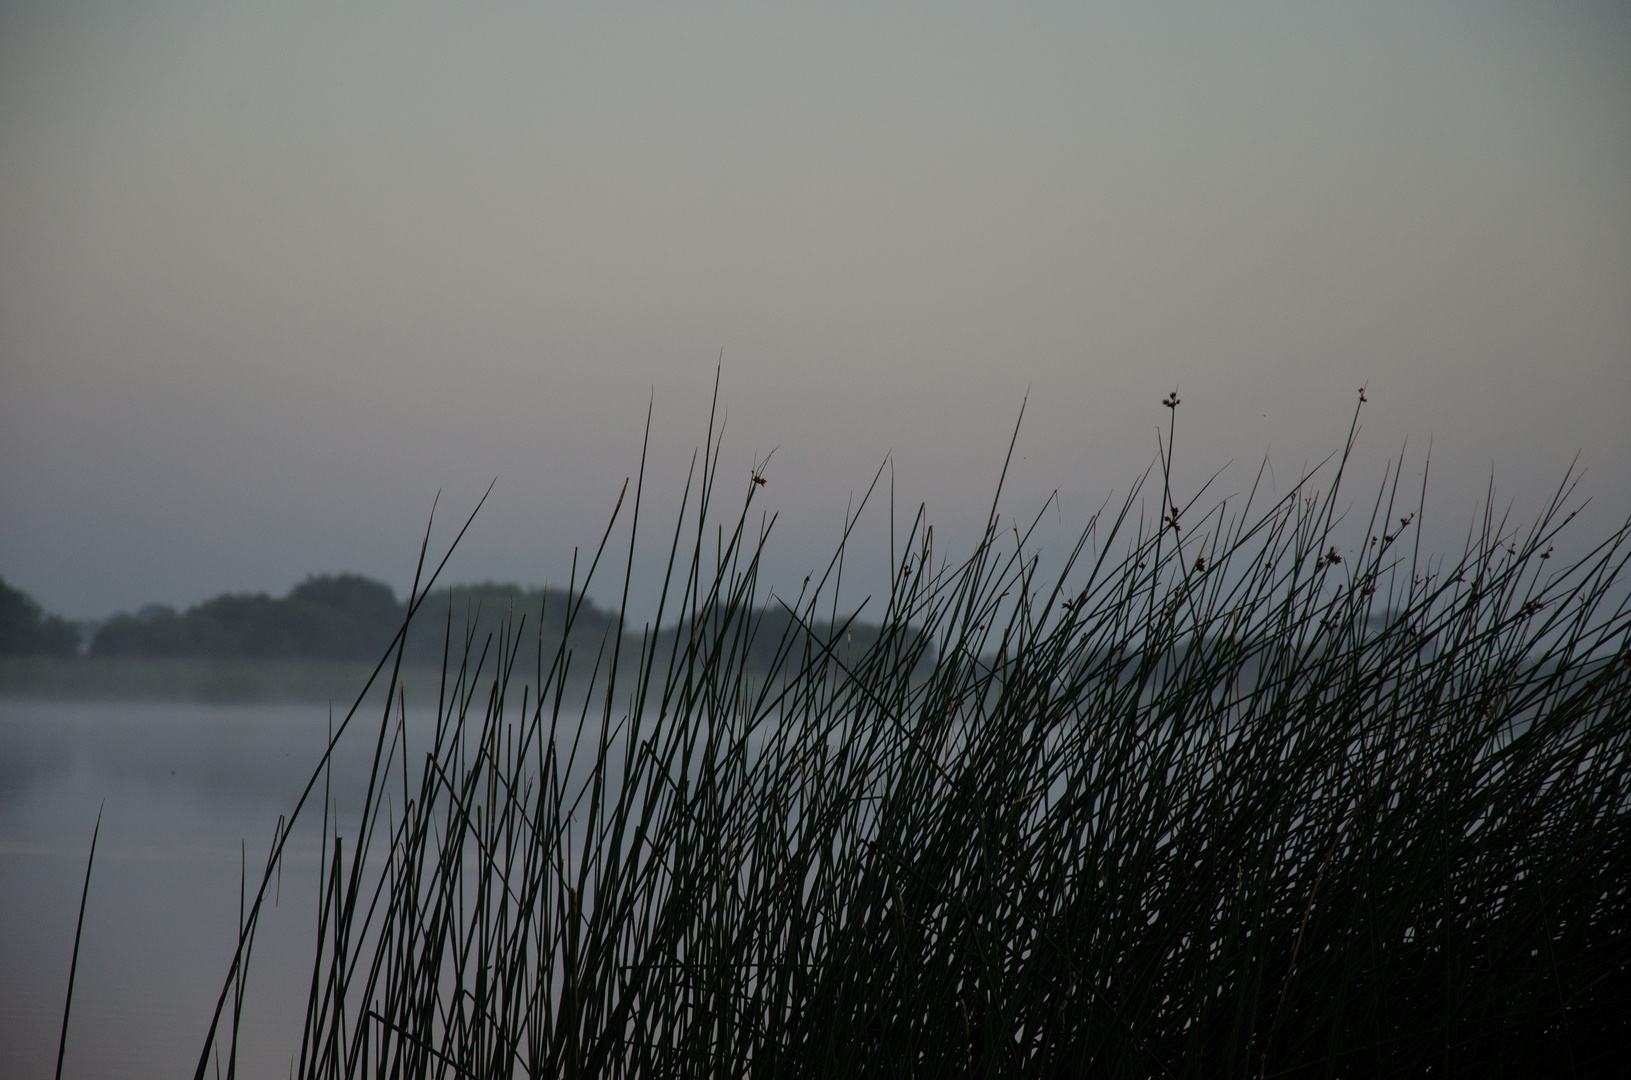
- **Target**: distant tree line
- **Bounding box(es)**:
[0,576,81,656]
[86,575,619,669]
[91,574,408,662]
[6,570,916,677]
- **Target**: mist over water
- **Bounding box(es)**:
[0,700,408,1079]
[2,681,637,1079]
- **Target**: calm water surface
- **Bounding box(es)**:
[0,698,423,1079]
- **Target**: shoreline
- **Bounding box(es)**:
[0,656,446,704]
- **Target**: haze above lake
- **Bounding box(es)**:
[2,1,1627,624]
[1,699,407,1079]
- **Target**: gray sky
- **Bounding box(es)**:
[2,0,1627,618]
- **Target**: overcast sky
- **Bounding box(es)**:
[2,0,1627,619]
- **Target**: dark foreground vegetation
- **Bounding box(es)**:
[181,398,1628,1078]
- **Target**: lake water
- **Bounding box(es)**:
[0,698,416,1080]
[14,686,929,1078]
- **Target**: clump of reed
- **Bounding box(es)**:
[200,395,1631,1077]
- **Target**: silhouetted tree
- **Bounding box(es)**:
[0,576,81,656]
[90,575,411,661]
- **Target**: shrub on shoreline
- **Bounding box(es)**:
[0,576,80,657]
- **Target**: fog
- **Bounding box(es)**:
[0,693,637,1078]
[0,701,339,1078]
[2,1,1627,620]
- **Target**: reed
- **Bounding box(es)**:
[199,393,1631,1077]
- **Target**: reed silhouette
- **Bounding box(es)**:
[188,391,1631,1077]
